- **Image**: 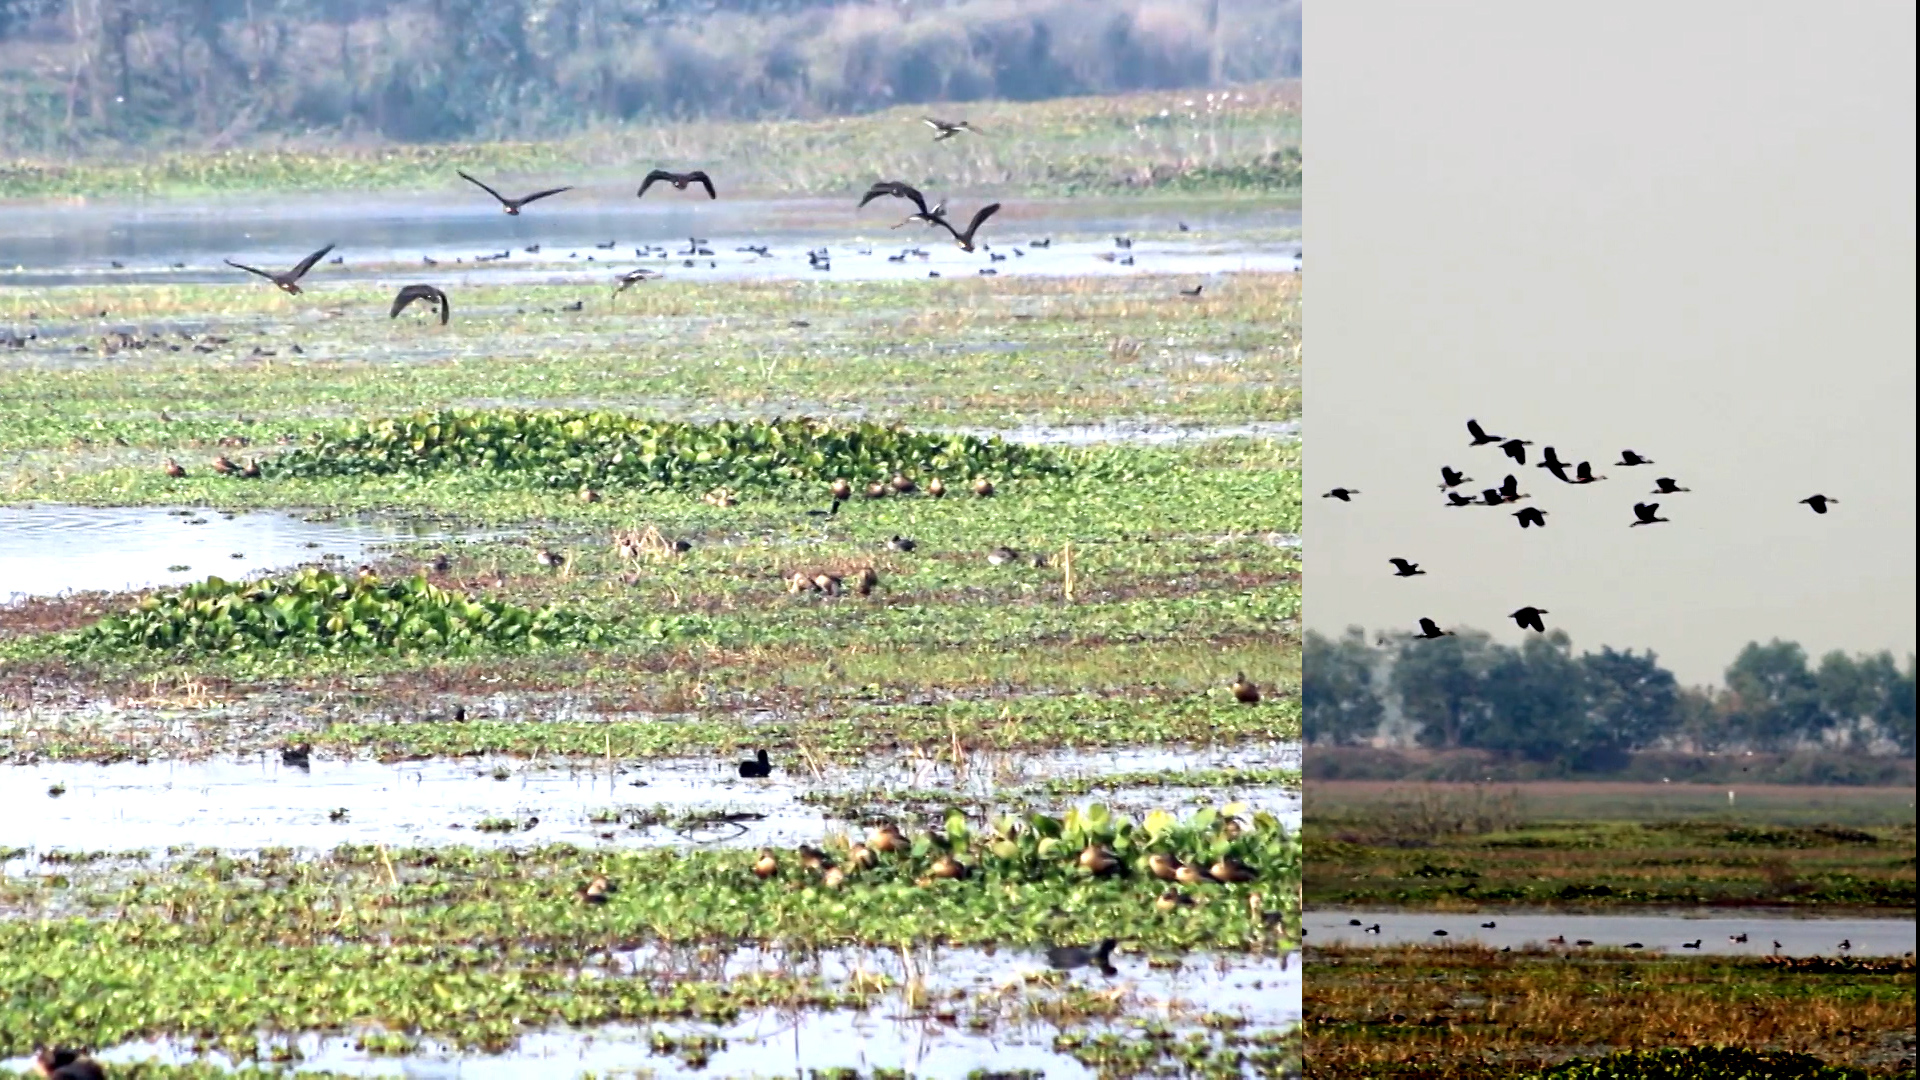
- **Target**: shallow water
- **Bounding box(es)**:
[1305,909,1916,957]
[2,743,1300,861]
[0,946,1298,1078]
[0,504,493,601]
[0,194,1300,288]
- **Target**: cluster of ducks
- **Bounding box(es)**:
[1340,918,1859,954]
[1324,417,1839,640]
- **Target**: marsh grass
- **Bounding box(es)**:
[0,83,1300,202]
[1304,945,1917,1079]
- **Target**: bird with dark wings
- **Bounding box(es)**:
[637,170,717,200]
[225,244,336,295]
[858,181,948,228]
[458,171,572,214]
[389,284,450,325]
[932,203,1002,252]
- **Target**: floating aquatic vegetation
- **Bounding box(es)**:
[261,410,1065,494]
[60,567,622,658]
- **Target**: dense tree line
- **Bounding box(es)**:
[1304,627,1915,764]
[0,0,1300,151]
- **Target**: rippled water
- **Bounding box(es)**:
[0,504,492,600]
[1,743,1300,861]
[1306,909,1915,957]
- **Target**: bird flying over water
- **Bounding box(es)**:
[932,203,1002,252]
[858,181,947,228]
[637,169,717,199]
[458,171,571,214]
[225,244,335,295]
[389,284,450,325]
[1509,606,1549,632]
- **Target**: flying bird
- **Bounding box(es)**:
[1630,502,1670,527]
[932,203,1001,252]
[1514,507,1548,528]
[1800,494,1837,514]
[1414,618,1455,639]
[1572,462,1605,484]
[1322,488,1359,502]
[1479,488,1506,507]
[1389,558,1426,577]
[1439,466,1471,489]
[1509,606,1549,632]
[1445,492,1475,507]
[613,268,661,296]
[458,171,571,214]
[388,284,449,325]
[922,116,978,141]
[225,244,335,295]
[1541,457,1573,484]
[1466,419,1503,446]
[1499,438,1532,464]
[1499,474,1526,502]
[1537,446,1568,472]
[1616,450,1654,466]
[1652,477,1691,494]
[858,181,946,227]
[637,169,717,199]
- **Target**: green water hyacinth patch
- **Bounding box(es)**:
[62,568,614,658]
[261,411,1066,493]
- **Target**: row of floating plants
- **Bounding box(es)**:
[259,411,1068,492]
[59,568,643,658]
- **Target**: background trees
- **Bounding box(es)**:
[1304,626,1914,762]
[0,0,1303,152]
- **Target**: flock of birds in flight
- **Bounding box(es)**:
[1322,418,1838,641]
[212,116,1069,325]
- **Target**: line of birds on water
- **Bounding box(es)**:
[1322,417,1838,641]
[1332,918,1860,953]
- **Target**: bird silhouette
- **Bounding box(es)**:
[1514,507,1548,528]
[1499,438,1532,464]
[1323,488,1359,502]
[637,169,717,199]
[1445,492,1475,507]
[1630,502,1670,527]
[225,244,335,295]
[1479,489,1506,507]
[1415,617,1454,639]
[1572,462,1605,484]
[1467,419,1503,446]
[1651,477,1691,494]
[1180,284,1204,297]
[1509,606,1548,632]
[389,284,450,325]
[1800,494,1837,514]
[458,171,571,214]
[1541,458,1573,484]
[1389,558,1425,577]
[1439,466,1471,489]
[1616,450,1654,466]
[1538,446,1568,472]
[932,203,1001,252]
[1499,474,1527,502]
[738,749,772,778]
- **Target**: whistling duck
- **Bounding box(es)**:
[1078,844,1122,876]
[988,546,1020,566]
[859,181,947,228]
[390,284,450,325]
[890,473,917,494]
[922,117,977,141]
[973,478,995,497]
[864,482,888,499]
[459,171,570,214]
[1155,889,1194,912]
[1439,466,1471,489]
[1651,477,1690,494]
[1573,462,1605,484]
[1210,857,1256,884]
[928,853,969,880]
[1322,488,1358,501]
[581,875,613,904]
[226,244,335,295]
[752,850,778,878]
[933,204,1001,252]
[1616,450,1653,466]
[1509,607,1548,633]
[1498,438,1531,464]
[1415,618,1454,640]
[1175,863,1208,886]
[1630,502,1669,527]
[1446,492,1475,507]
[1800,494,1837,514]
[1147,853,1181,882]
[213,455,238,475]
[1389,558,1425,577]
[636,170,717,199]
[866,823,907,853]
[1467,419,1503,446]
[1514,507,1548,528]
[1499,474,1526,502]
[927,477,947,498]
[613,268,661,296]
[1231,673,1261,704]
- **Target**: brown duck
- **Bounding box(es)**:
[459,170,571,214]
[226,244,335,295]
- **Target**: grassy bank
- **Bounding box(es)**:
[0,83,1300,203]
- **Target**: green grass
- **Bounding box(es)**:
[0,83,1300,202]
[1305,945,1916,1079]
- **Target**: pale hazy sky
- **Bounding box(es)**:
[1305,1,1916,686]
